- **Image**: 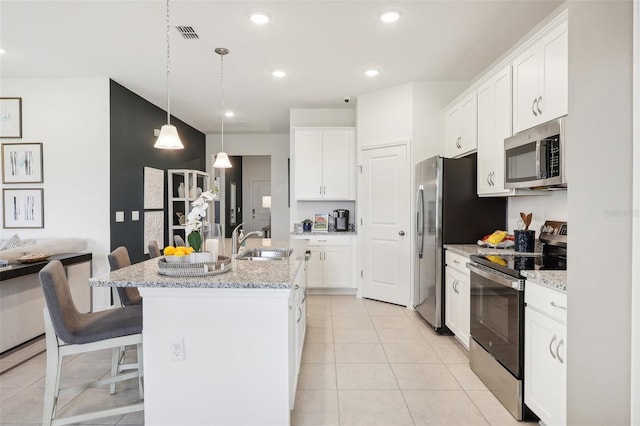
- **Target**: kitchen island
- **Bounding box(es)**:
[89,238,309,426]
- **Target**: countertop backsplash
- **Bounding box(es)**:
[507,190,567,236]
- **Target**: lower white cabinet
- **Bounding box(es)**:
[288,262,306,409]
[444,250,470,349]
[293,235,354,289]
[525,280,567,426]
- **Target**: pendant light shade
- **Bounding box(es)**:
[154,0,184,150]
[213,47,232,168]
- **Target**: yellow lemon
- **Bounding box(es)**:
[176,246,188,252]
[187,247,195,253]
[174,251,186,257]
[163,246,176,256]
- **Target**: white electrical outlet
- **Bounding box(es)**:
[170,338,185,361]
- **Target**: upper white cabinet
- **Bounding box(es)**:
[512,20,568,133]
[293,128,356,200]
[445,91,477,158]
[477,65,516,196]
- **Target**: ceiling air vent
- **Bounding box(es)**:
[175,26,199,40]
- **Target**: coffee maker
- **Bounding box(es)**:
[333,209,349,232]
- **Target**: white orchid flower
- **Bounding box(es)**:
[192,198,206,207]
[200,190,215,201]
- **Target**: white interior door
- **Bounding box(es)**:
[249,180,271,233]
[360,144,410,306]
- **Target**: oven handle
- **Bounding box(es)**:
[466,262,524,291]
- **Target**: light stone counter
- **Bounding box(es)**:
[521,270,567,292]
[444,243,541,258]
[88,238,308,290]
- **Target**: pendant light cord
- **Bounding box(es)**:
[166,0,171,125]
[220,51,224,151]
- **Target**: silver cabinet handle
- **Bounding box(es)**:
[320,186,322,195]
[487,173,491,185]
[490,172,495,186]
[549,335,557,359]
[297,306,302,323]
[453,259,460,264]
[399,230,405,236]
[537,96,543,114]
[532,98,538,116]
[323,186,326,195]
[556,338,564,364]
[456,137,462,149]
[453,279,459,294]
[550,301,567,310]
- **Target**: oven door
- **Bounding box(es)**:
[468,262,525,379]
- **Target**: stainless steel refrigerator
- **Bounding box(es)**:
[414,155,506,332]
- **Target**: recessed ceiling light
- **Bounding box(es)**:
[272,70,287,78]
[250,13,270,25]
[380,11,401,23]
[365,69,379,77]
[224,111,235,118]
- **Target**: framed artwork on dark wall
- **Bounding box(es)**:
[3,188,44,229]
[1,142,44,183]
[0,98,22,139]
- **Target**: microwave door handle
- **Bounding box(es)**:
[535,140,542,179]
[416,185,425,258]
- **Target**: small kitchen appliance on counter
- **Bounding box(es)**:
[333,209,349,232]
[466,220,567,421]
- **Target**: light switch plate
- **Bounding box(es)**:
[115,211,125,222]
[132,211,139,221]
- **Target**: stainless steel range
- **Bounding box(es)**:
[466,220,567,420]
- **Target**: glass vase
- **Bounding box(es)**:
[205,223,224,261]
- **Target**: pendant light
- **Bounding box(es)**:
[154,0,184,149]
[213,47,232,168]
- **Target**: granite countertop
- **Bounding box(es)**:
[444,243,541,258]
[89,238,309,290]
[291,231,357,236]
[521,271,567,292]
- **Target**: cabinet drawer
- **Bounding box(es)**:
[525,281,567,324]
[445,250,470,275]
[292,235,351,246]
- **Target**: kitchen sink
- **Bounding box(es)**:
[236,248,294,261]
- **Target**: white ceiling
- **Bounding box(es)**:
[0,0,562,135]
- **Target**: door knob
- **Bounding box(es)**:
[399,231,405,236]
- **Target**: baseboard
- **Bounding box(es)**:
[0,335,45,374]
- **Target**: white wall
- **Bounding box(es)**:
[290,108,355,127]
[567,2,633,424]
[206,134,289,240]
[241,155,270,231]
[0,78,111,310]
[506,191,567,234]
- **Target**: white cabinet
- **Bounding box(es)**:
[168,169,210,247]
[293,235,354,289]
[525,280,567,426]
[289,262,307,409]
[477,65,517,196]
[445,91,477,158]
[444,250,470,349]
[293,128,356,200]
[512,20,568,133]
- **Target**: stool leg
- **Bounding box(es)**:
[136,342,144,400]
[42,313,60,426]
[110,346,122,394]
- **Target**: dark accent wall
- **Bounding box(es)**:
[224,156,243,237]
[109,80,206,263]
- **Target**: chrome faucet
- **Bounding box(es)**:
[231,223,263,255]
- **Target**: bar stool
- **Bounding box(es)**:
[148,240,162,258]
[173,234,186,247]
[107,246,141,306]
[39,260,143,426]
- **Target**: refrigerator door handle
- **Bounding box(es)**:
[416,185,425,258]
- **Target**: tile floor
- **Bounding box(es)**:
[0,295,535,426]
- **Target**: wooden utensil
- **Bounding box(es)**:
[520,212,533,231]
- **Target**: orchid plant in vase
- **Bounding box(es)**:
[186,190,216,252]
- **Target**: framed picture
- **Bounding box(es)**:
[312,213,329,232]
[0,98,22,138]
[3,188,44,229]
[2,142,44,183]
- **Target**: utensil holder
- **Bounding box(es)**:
[514,230,535,252]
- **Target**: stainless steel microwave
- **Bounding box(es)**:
[504,116,566,189]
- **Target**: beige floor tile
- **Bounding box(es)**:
[370,315,415,329]
[466,390,531,426]
[334,343,388,363]
[55,387,140,425]
[307,295,332,306]
[383,343,441,364]
[305,327,334,343]
[333,328,380,344]
[332,315,374,329]
[403,390,489,425]
[0,354,46,388]
[364,300,409,316]
[377,327,426,343]
[446,364,487,391]
[391,364,461,390]
[298,363,337,390]
[0,387,45,424]
[307,304,333,318]
[336,364,398,390]
[0,386,23,401]
[307,315,334,328]
[291,389,340,426]
[331,304,370,316]
[117,409,145,425]
[331,295,366,307]
[301,343,336,364]
[337,390,413,425]
[432,340,469,364]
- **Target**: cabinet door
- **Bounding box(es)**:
[322,245,351,288]
[306,246,324,288]
[457,271,470,349]
[540,21,568,124]
[322,130,353,200]
[459,92,478,155]
[512,46,541,133]
[445,106,462,158]
[477,80,496,195]
[525,306,562,425]
[294,131,324,200]
[492,67,513,194]
[444,267,459,336]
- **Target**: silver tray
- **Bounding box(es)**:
[157,255,232,277]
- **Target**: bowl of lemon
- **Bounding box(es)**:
[163,245,194,263]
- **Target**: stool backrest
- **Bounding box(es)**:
[174,235,186,247]
[108,247,141,306]
[148,240,162,258]
[39,260,82,344]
